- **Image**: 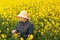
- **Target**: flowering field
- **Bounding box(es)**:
[0,0,60,40]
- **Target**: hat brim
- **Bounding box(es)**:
[17,15,28,19]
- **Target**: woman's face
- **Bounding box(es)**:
[19,17,27,22]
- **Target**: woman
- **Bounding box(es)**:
[12,10,34,40]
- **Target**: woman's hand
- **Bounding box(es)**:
[12,30,17,34]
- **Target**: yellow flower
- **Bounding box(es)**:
[6,22,8,24]
[41,32,44,35]
[1,34,6,38]
[19,37,24,40]
[7,28,9,31]
[54,30,58,33]
[27,34,33,40]
[13,33,18,37]
[2,22,4,25]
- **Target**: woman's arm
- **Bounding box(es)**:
[28,23,34,34]
[12,21,20,34]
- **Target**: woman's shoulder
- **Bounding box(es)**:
[27,21,34,26]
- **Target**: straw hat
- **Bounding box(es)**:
[17,10,28,19]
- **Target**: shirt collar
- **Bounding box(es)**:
[21,20,29,24]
